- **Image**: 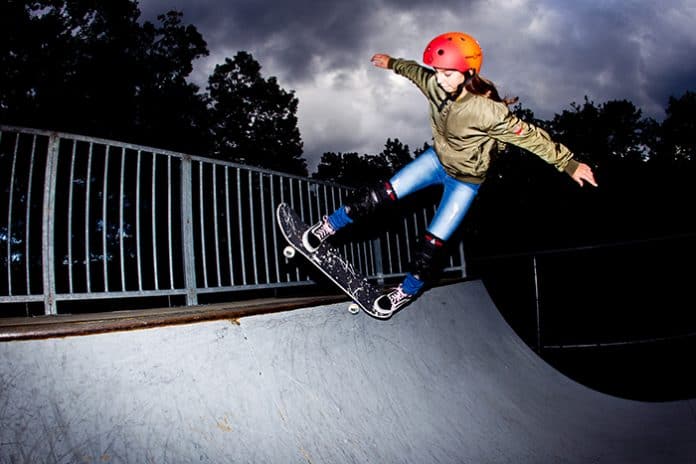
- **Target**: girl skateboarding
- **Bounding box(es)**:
[303,32,598,317]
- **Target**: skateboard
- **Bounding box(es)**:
[276,202,389,319]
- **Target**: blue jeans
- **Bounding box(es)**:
[390,148,480,241]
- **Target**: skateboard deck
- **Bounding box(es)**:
[276,202,389,319]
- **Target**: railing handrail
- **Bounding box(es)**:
[0,124,352,188]
[470,231,696,263]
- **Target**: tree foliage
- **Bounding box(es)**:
[207,52,306,175]
[313,138,413,186]
[0,2,209,151]
[0,0,307,174]
[549,97,653,165]
[659,91,696,164]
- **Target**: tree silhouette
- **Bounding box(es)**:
[660,91,696,164]
[313,138,414,187]
[131,11,210,154]
[0,2,210,153]
[549,97,653,166]
[377,138,414,176]
[207,51,307,176]
[313,151,372,186]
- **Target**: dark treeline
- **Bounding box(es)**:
[2,1,696,257]
[0,1,306,175]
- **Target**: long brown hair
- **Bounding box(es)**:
[464,73,518,106]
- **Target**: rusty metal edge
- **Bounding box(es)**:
[0,295,348,342]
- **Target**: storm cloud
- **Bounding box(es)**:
[138,0,696,169]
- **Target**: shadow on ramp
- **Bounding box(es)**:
[1,281,695,463]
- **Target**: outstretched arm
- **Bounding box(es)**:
[370,54,434,96]
[484,104,598,187]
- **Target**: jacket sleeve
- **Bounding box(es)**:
[388,58,434,97]
[485,104,579,175]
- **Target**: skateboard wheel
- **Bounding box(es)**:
[283,246,296,259]
[348,303,360,315]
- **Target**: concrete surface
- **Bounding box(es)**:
[1,280,695,463]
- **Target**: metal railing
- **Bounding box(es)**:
[0,125,466,316]
[469,233,696,352]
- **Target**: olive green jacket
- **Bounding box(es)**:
[389,58,579,184]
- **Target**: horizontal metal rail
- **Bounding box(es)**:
[469,232,696,352]
[0,125,467,315]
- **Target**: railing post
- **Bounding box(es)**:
[458,241,467,279]
[533,255,542,353]
[41,133,60,315]
[372,238,384,285]
[180,156,198,305]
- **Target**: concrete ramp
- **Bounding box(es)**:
[1,281,695,463]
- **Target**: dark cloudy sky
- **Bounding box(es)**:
[139,0,696,170]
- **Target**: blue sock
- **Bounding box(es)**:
[402,273,424,295]
[327,206,353,231]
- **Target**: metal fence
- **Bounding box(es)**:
[0,125,466,316]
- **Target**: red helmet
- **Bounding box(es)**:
[422,32,483,74]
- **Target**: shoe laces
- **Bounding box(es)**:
[313,216,335,240]
[388,285,411,305]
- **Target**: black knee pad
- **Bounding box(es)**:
[410,233,446,282]
[345,181,397,221]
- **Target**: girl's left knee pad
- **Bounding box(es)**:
[345,181,397,220]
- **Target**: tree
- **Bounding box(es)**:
[207,51,307,176]
[131,11,210,153]
[659,91,696,164]
[0,0,89,128]
[646,91,696,233]
[598,100,651,163]
[313,138,415,187]
[313,152,346,183]
[0,1,210,153]
[548,97,653,165]
[313,151,372,186]
[377,138,414,176]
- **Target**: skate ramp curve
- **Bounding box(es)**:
[1,280,695,463]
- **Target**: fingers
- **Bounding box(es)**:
[582,166,598,187]
[574,164,598,188]
[371,54,390,68]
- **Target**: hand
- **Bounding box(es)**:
[371,53,391,69]
[571,162,598,187]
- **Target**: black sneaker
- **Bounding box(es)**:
[302,216,336,252]
[373,284,414,316]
